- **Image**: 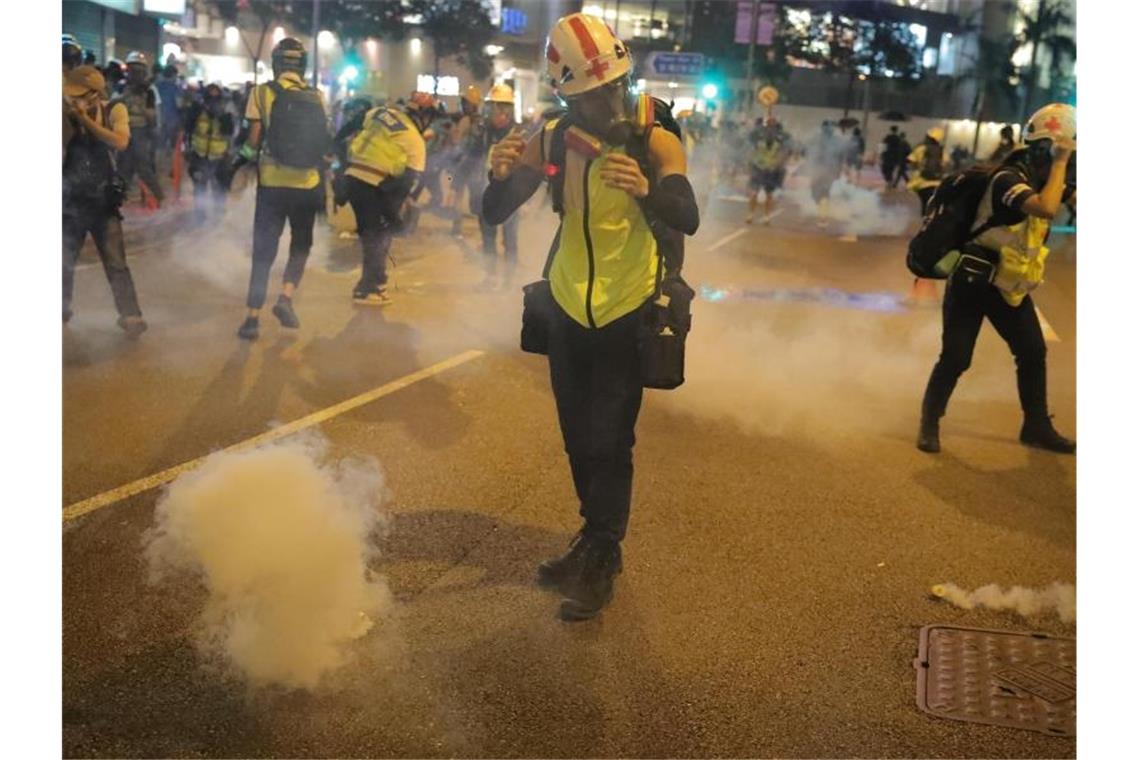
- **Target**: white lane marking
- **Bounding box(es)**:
[703,228,750,254]
[62,349,486,523]
[1036,306,1061,343]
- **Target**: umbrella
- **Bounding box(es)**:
[837,116,860,128]
[879,110,910,122]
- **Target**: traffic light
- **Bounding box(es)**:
[701,82,719,100]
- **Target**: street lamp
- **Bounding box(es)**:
[273,26,285,44]
[701,82,718,100]
[317,30,336,49]
[410,37,422,56]
[225,26,240,45]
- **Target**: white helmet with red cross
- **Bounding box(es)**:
[545,12,632,98]
[1024,103,1076,151]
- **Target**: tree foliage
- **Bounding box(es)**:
[412,0,498,82]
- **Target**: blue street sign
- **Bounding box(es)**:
[645,52,705,78]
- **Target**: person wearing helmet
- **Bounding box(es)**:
[447,84,487,236]
[907,126,947,213]
[62,65,147,337]
[476,83,522,287]
[183,83,235,223]
[746,117,790,225]
[482,13,698,621]
[335,91,433,305]
[234,37,329,340]
[917,103,1076,455]
[116,51,165,206]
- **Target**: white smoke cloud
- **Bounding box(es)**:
[931,581,1075,623]
[144,433,391,689]
[784,176,913,237]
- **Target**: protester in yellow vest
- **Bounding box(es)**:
[907,127,947,213]
[482,13,698,621]
[183,83,235,224]
[917,103,1076,455]
[234,37,329,341]
[335,92,432,305]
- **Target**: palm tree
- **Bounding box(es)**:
[1018,0,1075,120]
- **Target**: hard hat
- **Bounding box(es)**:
[63,34,83,68]
[1024,103,1075,151]
[125,50,149,67]
[926,127,945,143]
[462,85,483,107]
[486,83,514,104]
[271,37,307,76]
[544,12,632,97]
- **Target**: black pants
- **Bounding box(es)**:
[346,176,405,293]
[62,199,142,318]
[119,132,164,204]
[245,185,319,309]
[880,161,896,184]
[921,280,1048,424]
[479,210,519,276]
[916,186,936,214]
[548,303,646,544]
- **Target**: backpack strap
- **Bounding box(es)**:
[627,124,684,283]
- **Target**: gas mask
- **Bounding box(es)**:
[566,75,638,146]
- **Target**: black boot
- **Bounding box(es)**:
[559,538,622,622]
[917,416,941,453]
[536,531,591,592]
[1020,415,1075,454]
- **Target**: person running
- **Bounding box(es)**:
[917,104,1076,455]
[233,37,329,341]
[880,125,901,187]
[183,83,235,224]
[746,117,789,225]
[62,65,147,337]
[336,91,433,306]
[116,51,164,207]
[483,13,699,621]
[989,124,1016,163]
[477,84,522,288]
[894,131,912,188]
[907,127,947,213]
[845,126,865,183]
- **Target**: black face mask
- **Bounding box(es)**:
[567,77,635,145]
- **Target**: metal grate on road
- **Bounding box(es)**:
[914,625,1075,737]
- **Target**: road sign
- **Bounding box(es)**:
[644,52,705,78]
[757,86,779,107]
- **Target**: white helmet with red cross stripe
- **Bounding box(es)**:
[1024,103,1076,151]
[545,12,632,98]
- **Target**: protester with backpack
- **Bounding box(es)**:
[62,65,147,338]
[907,127,947,213]
[233,37,329,341]
[746,117,789,225]
[183,83,235,224]
[116,51,165,207]
[915,104,1076,455]
[482,13,699,621]
[336,91,434,306]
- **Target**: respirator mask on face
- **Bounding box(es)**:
[567,75,638,146]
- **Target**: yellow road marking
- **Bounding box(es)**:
[62,349,486,523]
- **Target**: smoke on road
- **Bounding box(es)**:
[785,176,914,237]
[931,581,1075,623]
[144,432,391,689]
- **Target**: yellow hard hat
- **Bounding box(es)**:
[463,85,483,107]
[486,83,514,104]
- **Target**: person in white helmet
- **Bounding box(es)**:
[117,51,164,206]
[917,103,1076,454]
[482,12,698,621]
[907,126,947,213]
[477,84,522,288]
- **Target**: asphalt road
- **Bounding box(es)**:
[63,175,1077,758]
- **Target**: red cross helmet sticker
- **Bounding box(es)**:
[568,15,611,81]
[1043,115,1062,133]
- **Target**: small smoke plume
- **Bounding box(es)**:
[784,176,913,237]
[144,433,391,689]
[931,581,1075,623]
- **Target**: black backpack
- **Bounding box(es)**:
[542,96,686,278]
[265,81,329,169]
[907,164,1000,279]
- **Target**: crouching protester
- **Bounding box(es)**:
[62,65,147,338]
[916,104,1076,455]
[482,13,699,621]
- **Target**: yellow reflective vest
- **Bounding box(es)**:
[346,107,425,187]
[543,120,659,329]
[190,111,231,160]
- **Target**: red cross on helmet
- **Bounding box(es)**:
[1025,103,1076,151]
[545,12,632,97]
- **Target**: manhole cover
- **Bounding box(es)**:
[914,625,1075,737]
